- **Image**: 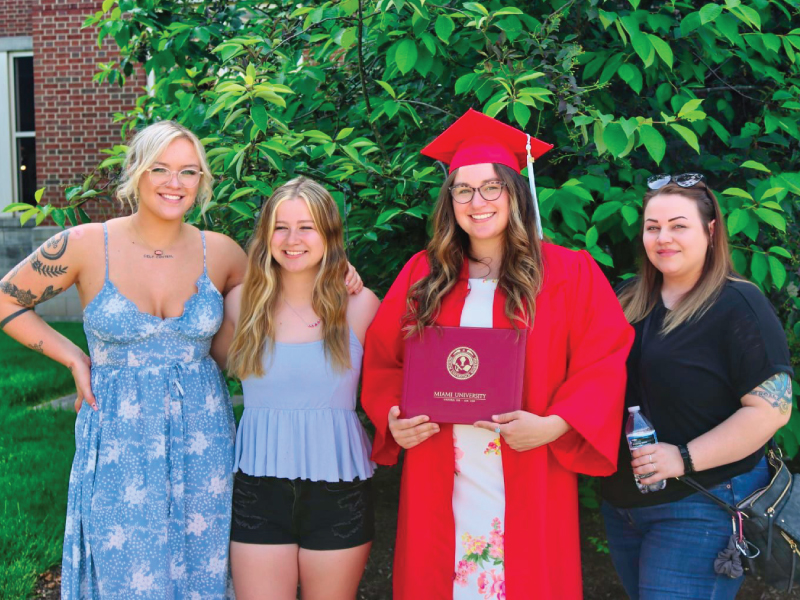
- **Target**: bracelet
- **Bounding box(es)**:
[678,444,695,474]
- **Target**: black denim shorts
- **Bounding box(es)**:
[230,471,374,550]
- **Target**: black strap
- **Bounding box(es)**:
[678,475,740,516]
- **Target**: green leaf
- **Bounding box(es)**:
[251,105,268,134]
[455,73,478,95]
[761,187,784,200]
[102,0,115,12]
[722,187,753,200]
[340,27,357,49]
[617,64,643,94]
[463,2,489,16]
[678,99,704,117]
[375,80,396,99]
[336,127,354,141]
[35,188,45,204]
[585,225,599,247]
[769,246,792,259]
[592,201,623,222]
[376,208,403,225]
[631,33,655,67]
[514,72,545,85]
[229,187,256,201]
[755,208,786,231]
[603,123,630,157]
[739,5,761,30]
[699,3,723,24]
[769,256,786,292]
[493,7,524,15]
[640,124,666,165]
[621,205,639,225]
[435,15,455,43]
[513,102,531,128]
[732,249,748,273]
[751,252,768,284]
[395,39,418,75]
[741,160,771,173]
[727,208,751,235]
[669,123,700,153]
[647,34,674,69]
[2,202,34,213]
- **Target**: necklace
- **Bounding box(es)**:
[129,219,181,259]
[283,298,321,328]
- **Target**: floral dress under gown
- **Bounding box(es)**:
[61,224,235,600]
[453,279,506,600]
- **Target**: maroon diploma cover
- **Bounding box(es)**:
[401,326,526,424]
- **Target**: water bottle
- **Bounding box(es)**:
[625,406,666,493]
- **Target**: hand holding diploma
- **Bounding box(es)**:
[388,406,441,449]
[474,411,571,451]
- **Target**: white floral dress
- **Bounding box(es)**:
[453,279,506,600]
[61,224,235,599]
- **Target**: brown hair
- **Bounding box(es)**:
[403,163,544,336]
[618,181,745,334]
[227,177,350,377]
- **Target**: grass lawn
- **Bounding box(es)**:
[1,323,88,407]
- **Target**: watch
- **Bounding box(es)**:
[678,444,695,474]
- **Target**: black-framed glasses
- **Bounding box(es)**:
[147,167,203,188]
[647,173,705,190]
[449,181,507,204]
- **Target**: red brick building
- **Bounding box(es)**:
[0,0,140,219]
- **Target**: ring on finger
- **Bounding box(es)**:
[649,454,653,464]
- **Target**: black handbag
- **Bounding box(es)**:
[637,310,800,592]
[680,445,800,592]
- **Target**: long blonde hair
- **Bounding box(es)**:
[404,163,544,336]
[619,181,744,334]
[117,121,214,210]
[227,177,350,378]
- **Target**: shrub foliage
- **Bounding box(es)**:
[7,0,800,451]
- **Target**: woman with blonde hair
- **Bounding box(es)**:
[211,176,380,600]
[601,174,794,599]
[0,121,361,599]
[361,109,634,599]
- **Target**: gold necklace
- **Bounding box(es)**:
[283,298,321,328]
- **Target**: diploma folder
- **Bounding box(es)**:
[401,326,526,424]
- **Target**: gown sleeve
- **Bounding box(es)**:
[362,252,428,465]
[545,250,635,476]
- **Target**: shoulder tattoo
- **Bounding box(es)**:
[749,372,793,415]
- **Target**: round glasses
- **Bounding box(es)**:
[147,167,203,188]
[647,173,705,190]
[449,181,507,204]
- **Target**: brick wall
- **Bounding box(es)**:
[0,0,34,37]
[31,0,143,220]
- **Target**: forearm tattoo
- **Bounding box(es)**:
[28,340,44,354]
[749,372,793,415]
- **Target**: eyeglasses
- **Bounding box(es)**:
[449,181,507,204]
[647,173,705,190]
[147,167,203,188]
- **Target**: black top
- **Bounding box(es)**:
[601,279,794,508]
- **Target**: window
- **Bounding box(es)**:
[0,41,35,212]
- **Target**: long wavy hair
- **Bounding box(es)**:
[227,177,350,378]
[618,181,744,334]
[404,163,544,336]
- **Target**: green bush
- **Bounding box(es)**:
[7,0,799,451]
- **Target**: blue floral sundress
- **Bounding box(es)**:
[61,223,235,599]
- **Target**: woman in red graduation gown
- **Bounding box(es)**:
[361,109,635,600]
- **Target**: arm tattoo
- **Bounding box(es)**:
[0,307,32,328]
[27,340,44,354]
[41,231,70,260]
[0,281,62,308]
[749,372,793,415]
[30,251,68,278]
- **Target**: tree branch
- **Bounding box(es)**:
[691,52,765,103]
[358,0,389,162]
[403,99,456,117]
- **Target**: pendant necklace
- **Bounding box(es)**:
[284,298,322,328]
[130,219,181,259]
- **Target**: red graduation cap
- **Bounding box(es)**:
[420,108,553,174]
[420,108,554,237]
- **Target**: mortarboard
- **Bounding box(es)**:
[420,108,553,238]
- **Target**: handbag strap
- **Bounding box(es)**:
[678,475,741,517]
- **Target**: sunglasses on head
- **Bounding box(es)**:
[647,173,705,190]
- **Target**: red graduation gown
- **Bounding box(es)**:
[362,243,634,600]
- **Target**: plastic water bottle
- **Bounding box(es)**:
[625,406,666,493]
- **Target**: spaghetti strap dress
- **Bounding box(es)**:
[60,224,235,600]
